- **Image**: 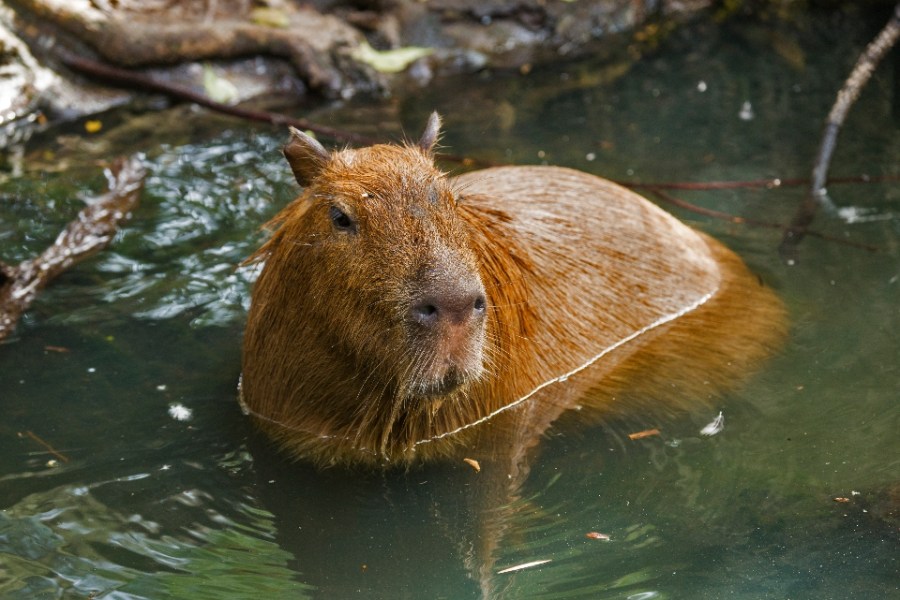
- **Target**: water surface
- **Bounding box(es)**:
[1,12,898,599]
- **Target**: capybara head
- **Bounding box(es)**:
[243,114,492,459]
[284,113,488,397]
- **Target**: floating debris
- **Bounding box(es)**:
[20,430,70,463]
[168,403,192,421]
[700,411,725,436]
[628,428,660,440]
[497,559,552,574]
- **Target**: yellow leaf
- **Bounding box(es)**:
[250,7,290,28]
[203,65,239,105]
[351,41,433,74]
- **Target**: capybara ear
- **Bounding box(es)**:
[283,127,330,187]
[418,112,442,155]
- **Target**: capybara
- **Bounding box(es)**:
[240,113,784,467]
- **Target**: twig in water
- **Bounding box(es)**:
[19,430,71,463]
[624,174,900,192]
[779,3,900,263]
[648,187,880,253]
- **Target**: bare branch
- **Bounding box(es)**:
[779,3,900,262]
[649,187,879,253]
[0,155,146,342]
[58,51,381,146]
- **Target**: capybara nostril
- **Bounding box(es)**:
[411,289,486,328]
[411,300,440,327]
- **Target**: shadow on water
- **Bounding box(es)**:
[1,9,898,600]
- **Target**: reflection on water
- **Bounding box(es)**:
[1,11,898,600]
[0,450,310,599]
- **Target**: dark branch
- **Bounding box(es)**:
[779,3,900,263]
[649,187,880,253]
[625,174,900,192]
[58,51,380,147]
[58,51,501,167]
[0,155,146,342]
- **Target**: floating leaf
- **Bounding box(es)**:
[168,403,193,422]
[700,411,725,436]
[351,41,433,74]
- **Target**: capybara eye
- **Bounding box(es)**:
[329,205,356,233]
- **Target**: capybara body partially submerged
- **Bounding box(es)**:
[241,113,784,467]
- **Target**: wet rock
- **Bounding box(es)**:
[0,0,714,146]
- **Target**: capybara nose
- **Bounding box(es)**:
[410,289,487,328]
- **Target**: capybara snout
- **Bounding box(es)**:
[405,259,488,398]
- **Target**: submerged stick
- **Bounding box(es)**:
[0,155,146,341]
[19,430,71,463]
[626,174,900,192]
[779,4,900,262]
[648,188,879,252]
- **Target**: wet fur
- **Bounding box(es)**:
[241,118,785,467]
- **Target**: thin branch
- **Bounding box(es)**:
[779,3,900,262]
[648,187,880,253]
[625,174,900,192]
[59,51,496,167]
[19,430,70,463]
[58,51,380,146]
[0,155,146,342]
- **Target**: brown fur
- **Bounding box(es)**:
[241,114,785,467]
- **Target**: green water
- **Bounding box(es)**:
[1,11,898,600]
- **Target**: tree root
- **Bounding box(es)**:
[9,0,381,98]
